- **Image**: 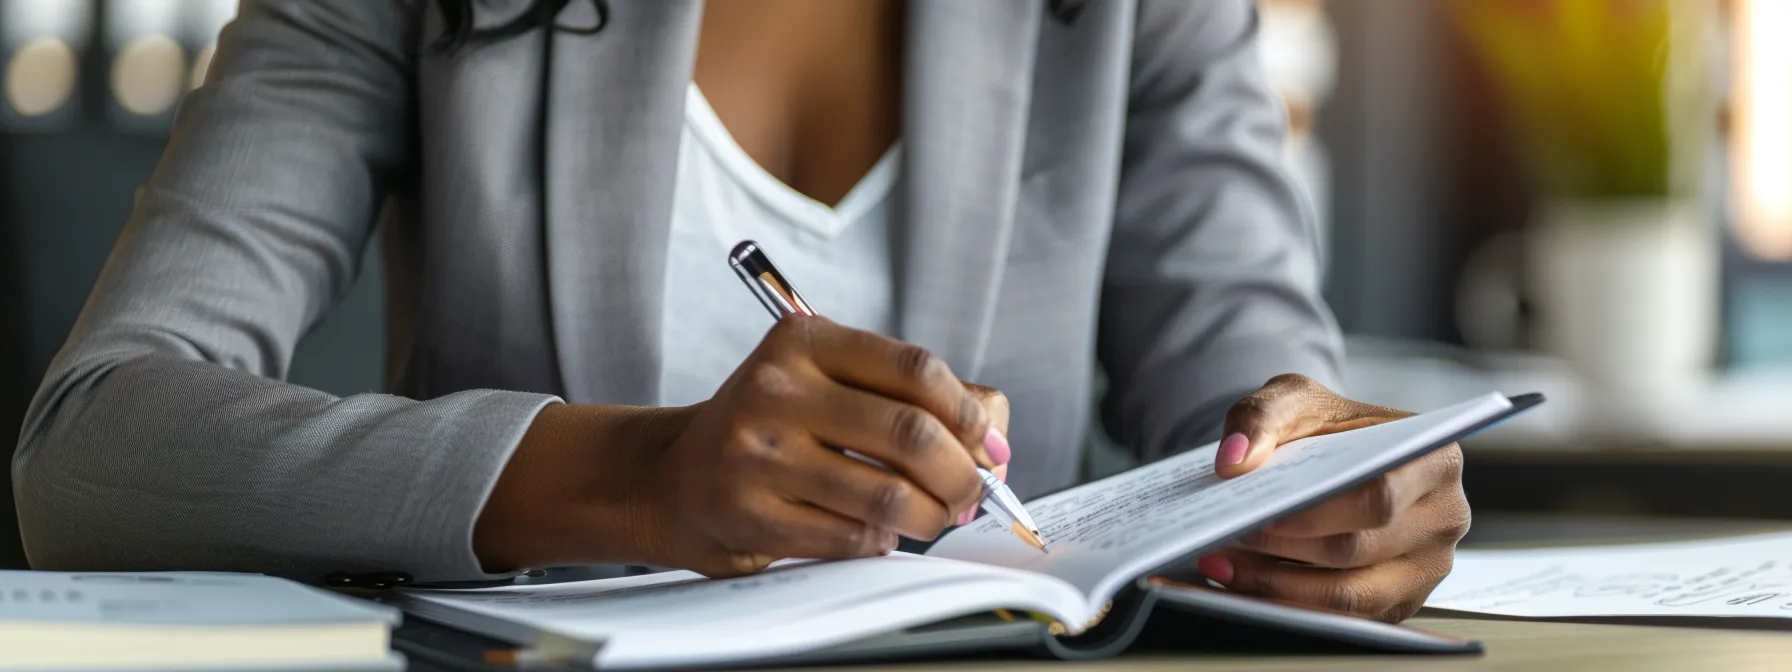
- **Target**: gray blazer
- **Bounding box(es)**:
[15,0,1343,584]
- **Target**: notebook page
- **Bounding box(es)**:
[399,553,1086,669]
[1427,532,1792,618]
[927,393,1514,608]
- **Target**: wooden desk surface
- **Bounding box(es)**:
[813,617,1792,672]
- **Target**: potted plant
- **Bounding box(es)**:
[1453,0,1721,420]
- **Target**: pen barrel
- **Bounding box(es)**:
[978,497,1020,529]
[977,467,1004,491]
[975,467,1027,530]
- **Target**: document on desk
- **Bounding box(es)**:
[1426,532,1792,619]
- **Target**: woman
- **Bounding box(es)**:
[15,0,1469,623]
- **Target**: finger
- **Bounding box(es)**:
[699,552,780,579]
[801,381,983,518]
[723,495,900,563]
[779,436,954,540]
[964,382,1012,468]
[1264,445,1464,537]
[1216,374,1405,478]
[963,382,1012,439]
[1215,376,1330,477]
[791,317,993,465]
[955,462,1008,527]
[1200,548,1451,622]
[1233,524,1408,570]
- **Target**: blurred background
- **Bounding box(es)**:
[1,0,1789,568]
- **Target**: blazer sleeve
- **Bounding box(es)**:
[1097,0,1347,463]
[12,0,559,583]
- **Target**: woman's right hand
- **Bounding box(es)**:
[473,315,1007,577]
[629,315,1001,577]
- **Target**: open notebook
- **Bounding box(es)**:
[395,392,1541,669]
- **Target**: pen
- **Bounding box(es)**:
[728,240,1047,552]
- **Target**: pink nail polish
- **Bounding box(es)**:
[956,509,976,526]
[1197,555,1235,585]
[1218,433,1250,465]
[984,428,1011,466]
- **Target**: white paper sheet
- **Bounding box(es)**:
[1427,532,1792,618]
[927,392,1516,607]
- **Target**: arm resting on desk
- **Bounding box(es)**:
[12,0,554,584]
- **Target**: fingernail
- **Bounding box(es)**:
[993,464,1008,482]
[956,508,976,526]
[1197,554,1234,585]
[1218,433,1250,465]
[984,428,1011,466]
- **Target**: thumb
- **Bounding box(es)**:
[1214,397,1301,479]
[962,383,1011,438]
[1214,375,1336,478]
[702,552,777,579]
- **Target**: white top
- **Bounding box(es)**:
[657,84,903,407]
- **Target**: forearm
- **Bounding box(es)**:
[16,351,557,584]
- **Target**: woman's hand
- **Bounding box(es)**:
[1194,374,1471,623]
[626,315,1007,577]
[474,316,1012,578]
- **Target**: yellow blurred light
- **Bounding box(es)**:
[4,35,77,117]
[1733,0,1792,260]
[109,33,185,116]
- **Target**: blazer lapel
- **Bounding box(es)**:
[898,0,1042,380]
[542,0,703,404]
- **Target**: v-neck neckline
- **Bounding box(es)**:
[683,83,901,238]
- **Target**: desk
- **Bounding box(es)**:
[403,615,1792,672]
[796,618,1792,672]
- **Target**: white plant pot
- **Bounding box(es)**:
[1525,198,1718,427]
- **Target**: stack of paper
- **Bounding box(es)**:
[1427,532,1792,621]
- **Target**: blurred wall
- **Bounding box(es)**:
[1319,0,1533,346]
[1321,0,1452,340]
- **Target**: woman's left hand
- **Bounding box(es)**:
[1193,374,1471,623]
